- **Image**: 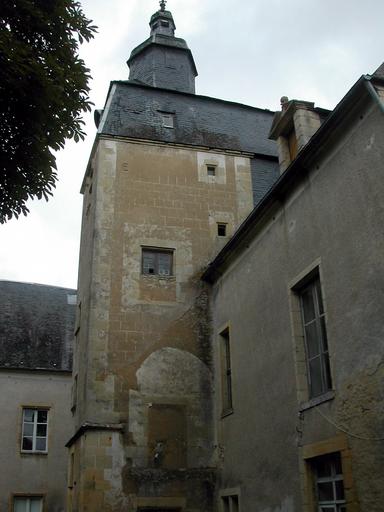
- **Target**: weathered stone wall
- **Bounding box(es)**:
[71,138,254,511]
[210,100,384,511]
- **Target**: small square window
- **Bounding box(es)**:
[217,223,227,237]
[142,248,173,276]
[207,165,216,177]
[160,113,174,128]
[13,497,43,512]
[21,408,48,453]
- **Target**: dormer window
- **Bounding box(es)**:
[160,112,174,128]
[160,21,170,27]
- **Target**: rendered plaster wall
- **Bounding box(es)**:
[0,370,72,512]
[72,139,254,511]
[210,101,384,511]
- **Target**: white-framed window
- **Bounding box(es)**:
[21,408,48,453]
[312,453,346,512]
[298,275,332,398]
[13,496,43,512]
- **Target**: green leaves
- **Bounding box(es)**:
[0,0,97,222]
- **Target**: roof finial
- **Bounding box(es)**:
[159,0,167,11]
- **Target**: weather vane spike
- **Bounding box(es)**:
[160,0,167,11]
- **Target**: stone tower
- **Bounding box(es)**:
[67,2,278,511]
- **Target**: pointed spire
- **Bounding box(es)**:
[159,0,167,11]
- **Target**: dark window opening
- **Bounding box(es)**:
[220,328,233,414]
[299,275,332,398]
[207,165,216,176]
[142,248,173,276]
[217,223,227,237]
[160,21,170,27]
[221,494,239,512]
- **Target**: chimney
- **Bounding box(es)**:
[269,97,322,173]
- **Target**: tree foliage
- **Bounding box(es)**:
[0,0,97,223]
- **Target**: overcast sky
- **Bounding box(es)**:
[1,0,383,289]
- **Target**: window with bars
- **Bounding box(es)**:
[312,453,346,512]
[13,497,43,512]
[220,327,233,414]
[21,408,48,453]
[142,248,173,276]
[299,276,332,398]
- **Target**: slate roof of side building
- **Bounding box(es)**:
[0,280,76,372]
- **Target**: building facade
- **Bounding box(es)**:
[69,4,278,512]
[203,66,384,512]
[0,281,75,512]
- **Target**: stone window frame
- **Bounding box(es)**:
[219,487,241,512]
[299,435,359,512]
[10,494,45,512]
[288,260,335,409]
[20,407,50,455]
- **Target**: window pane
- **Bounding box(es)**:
[301,288,316,323]
[335,480,345,500]
[320,317,329,352]
[309,357,323,396]
[23,409,35,422]
[14,498,27,512]
[37,424,47,437]
[305,321,321,358]
[22,437,33,450]
[333,454,343,475]
[315,279,324,314]
[23,423,34,437]
[143,252,156,274]
[30,498,43,512]
[318,481,335,502]
[323,352,332,391]
[36,438,47,451]
[222,497,230,512]
[158,253,171,275]
[37,410,48,423]
[316,456,333,478]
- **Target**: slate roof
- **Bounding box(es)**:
[202,71,384,283]
[0,281,76,371]
[98,82,278,158]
